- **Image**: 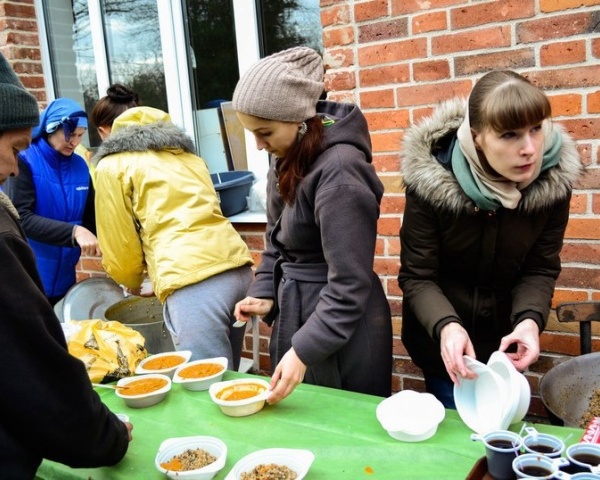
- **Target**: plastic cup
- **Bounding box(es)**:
[474,430,523,480]
[522,427,565,458]
[512,453,569,479]
[566,443,600,474]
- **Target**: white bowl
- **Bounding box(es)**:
[224,448,314,480]
[155,436,227,480]
[454,356,508,434]
[376,390,445,442]
[116,373,172,408]
[135,350,192,378]
[208,378,270,417]
[173,357,228,391]
[487,351,530,426]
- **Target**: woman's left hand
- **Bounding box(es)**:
[499,319,540,371]
[266,347,306,405]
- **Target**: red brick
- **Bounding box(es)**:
[359,19,408,43]
[324,47,355,69]
[557,118,600,143]
[379,173,403,195]
[594,193,600,214]
[391,0,464,16]
[593,38,600,59]
[360,64,409,87]
[381,195,405,214]
[557,266,600,290]
[322,25,354,48]
[365,109,410,130]
[565,218,600,240]
[451,0,535,29]
[541,0,600,13]
[395,80,472,107]
[561,242,600,264]
[432,26,511,55]
[548,93,582,117]
[355,0,388,22]
[358,38,427,66]
[588,91,600,113]
[360,88,395,109]
[568,193,587,214]
[517,13,595,43]
[374,153,401,173]
[0,2,35,17]
[552,289,589,307]
[413,59,450,82]
[541,40,586,66]
[412,11,447,34]
[576,143,591,167]
[370,130,403,153]
[327,70,356,91]
[373,257,400,276]
[454,48,535,76]
[377,216,401,236]
[320,3,350,27]
[412,106,436,124]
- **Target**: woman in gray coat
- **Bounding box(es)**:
[233,47,392,404]
[399,70,583,408]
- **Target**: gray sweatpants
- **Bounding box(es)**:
[163,265,253,371]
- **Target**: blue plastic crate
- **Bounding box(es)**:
[210,171,255,217]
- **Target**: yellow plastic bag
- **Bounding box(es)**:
[67,319,148,383]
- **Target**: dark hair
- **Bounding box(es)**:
[469,70,551,133]
[91,84,141,129]
[276,116,323,204]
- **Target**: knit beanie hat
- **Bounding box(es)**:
[0,52,39,131]
[232,46,324,122]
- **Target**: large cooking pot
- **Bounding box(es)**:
[539,351,600,427]
[104,296,175,354]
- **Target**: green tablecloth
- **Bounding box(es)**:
[36,371,582,479]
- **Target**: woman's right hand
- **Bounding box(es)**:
[73,225,101,256]
[439,322,477,384]
[233,296,274,323]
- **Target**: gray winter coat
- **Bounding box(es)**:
[248,100,392,397]
[398,99,583,379]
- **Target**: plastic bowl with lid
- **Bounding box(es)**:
[376,390,445,442]
[155,435,227,480]
[116,373,172,408]
[135,350,192,378]
[209,378,270,417]
[172,356,228,391]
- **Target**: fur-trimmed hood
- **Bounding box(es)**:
[402,98,584,214]
[93,107,196,164]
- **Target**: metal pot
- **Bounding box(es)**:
[539,352,600,427]
[104,296,175,354]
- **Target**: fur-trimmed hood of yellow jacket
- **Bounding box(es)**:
[402,98,584,215]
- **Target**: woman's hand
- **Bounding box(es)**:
[439,322,477,384]
[499,319,540,372]
[233,296,274,324]
[73,226,101,256]
[266,347,306,405]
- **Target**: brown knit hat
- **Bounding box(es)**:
[232,47,324,122]
[0,52,39,131]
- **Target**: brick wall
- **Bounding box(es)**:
[3,0,600,420]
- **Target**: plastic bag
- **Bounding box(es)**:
[67,319,148,383]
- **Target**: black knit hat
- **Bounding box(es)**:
[0,52,39,131]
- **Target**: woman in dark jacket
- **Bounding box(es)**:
[398,70,583,408]
[232,47,392,404]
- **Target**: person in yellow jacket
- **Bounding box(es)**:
[93,106,253,370]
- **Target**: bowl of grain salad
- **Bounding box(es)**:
[135,350,192,378]
[172,357,228,391]
[155,435,227,480]
[224,448,314,480]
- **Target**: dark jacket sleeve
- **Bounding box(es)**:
[510,193,571,331]
[0,218,128,473]
[82,176,97,235]
[399,190,463,338]
[8,158,74,246]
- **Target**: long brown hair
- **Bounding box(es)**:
[276,116,324,204]
[469,70,551,132]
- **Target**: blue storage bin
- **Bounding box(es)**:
[210,171,255,217]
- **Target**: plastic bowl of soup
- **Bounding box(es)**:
[135,350,192,378]
[208,378,270,417]
[173,357,228,391]
[116,373,172,408]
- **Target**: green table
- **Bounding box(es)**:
[36,371,582,479]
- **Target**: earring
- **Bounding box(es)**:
[298,122,307,140]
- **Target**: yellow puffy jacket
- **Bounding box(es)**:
[93,107,252,302]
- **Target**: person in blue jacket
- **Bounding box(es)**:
[6,98,100,305]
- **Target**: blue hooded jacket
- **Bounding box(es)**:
[18,98,90,298]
